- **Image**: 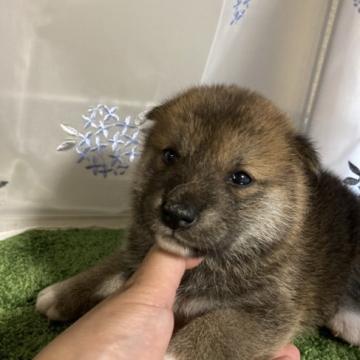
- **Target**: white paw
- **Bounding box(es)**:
[36,283,63,321]
[329,306,360,346]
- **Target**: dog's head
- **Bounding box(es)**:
[132,85,319,258]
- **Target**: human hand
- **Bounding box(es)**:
[35,246,300,360]
[273,344,300,360]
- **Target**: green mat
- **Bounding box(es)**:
[0,229,359,359]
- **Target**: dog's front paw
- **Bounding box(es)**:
[36,273,125,321]
[36,282,67,321]
[329,305,360,346]
[36,276,94,322]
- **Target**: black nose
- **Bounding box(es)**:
[161,202,198,230]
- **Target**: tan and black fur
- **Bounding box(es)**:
[36,85,360,359]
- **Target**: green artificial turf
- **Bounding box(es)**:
[0,229,359,359]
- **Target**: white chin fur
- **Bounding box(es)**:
[156,234,192,257]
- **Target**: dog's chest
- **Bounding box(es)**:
[173,294,216,321]
[172,271,228,320]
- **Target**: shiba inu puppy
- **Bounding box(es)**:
[37,85,360,359]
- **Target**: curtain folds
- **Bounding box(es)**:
[308,0,360,196]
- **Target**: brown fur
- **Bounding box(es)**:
[36,85,360,359]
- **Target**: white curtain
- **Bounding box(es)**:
[308,0,360,196]
[1,0,356,236]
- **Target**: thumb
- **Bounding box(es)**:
[124,245,202,309]
[273,344,300,360]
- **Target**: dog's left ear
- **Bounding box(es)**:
[293,134,321,178]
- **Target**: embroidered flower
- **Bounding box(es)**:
[57,105,146,177]
[353,0,360,12]
[230,0,251,25]
[343,161,360,192]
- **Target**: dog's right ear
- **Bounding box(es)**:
[146,103,168,121]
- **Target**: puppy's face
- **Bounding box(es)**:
[133,86,319,257]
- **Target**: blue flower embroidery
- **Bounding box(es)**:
[343,161,360,192]
[354,0,360,12]
[57,105,147,177]
[230,0,251,25]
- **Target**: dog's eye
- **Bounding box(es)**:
[162,148,178,165]
[230,171,252,186]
